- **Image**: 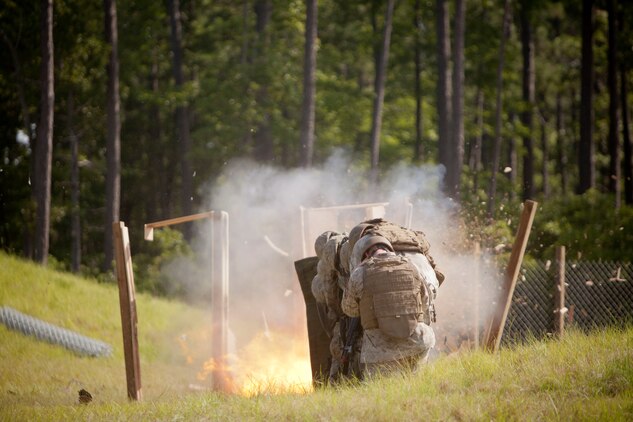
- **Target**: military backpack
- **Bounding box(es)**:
[358,254,433,339]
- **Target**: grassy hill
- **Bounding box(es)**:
[0,252,210,409]
[1,252,632,420]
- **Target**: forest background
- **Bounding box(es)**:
[1,0,632,299]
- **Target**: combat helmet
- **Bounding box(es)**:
[314,231,337,258]
[348,223,372,251]
[337,239,352,277]
[351,234,394,269]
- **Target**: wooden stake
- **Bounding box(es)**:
[484,200,538,352]
[143,211,232,392]
[473,241,481,349]
[210,212,232,391]
[113,221,142,401]
[554,246,566,337]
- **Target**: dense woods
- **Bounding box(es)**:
[0,0,632,289]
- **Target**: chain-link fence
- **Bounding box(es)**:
[502,261,633,345]
[0,306,112,357]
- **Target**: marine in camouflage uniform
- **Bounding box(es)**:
[342,228,439,378]
[311,231,360,382]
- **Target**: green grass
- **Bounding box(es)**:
[1,251,632,421]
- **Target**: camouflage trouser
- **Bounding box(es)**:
[328,321,344,382]
[362,350,430,379]
[328,320,363,384]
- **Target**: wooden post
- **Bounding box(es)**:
[143,211,232,392]
[554,246,566,337]
[473,241,481,349]
[210,211,232,391]
[113,222,142,401]
[484,200,538,352]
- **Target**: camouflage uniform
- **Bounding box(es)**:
[342,240,437,377]
[349,218,444,286]
[310,231,352,382]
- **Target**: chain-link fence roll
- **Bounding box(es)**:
[0,306,113,357]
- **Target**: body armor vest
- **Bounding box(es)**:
[358,255,431,339]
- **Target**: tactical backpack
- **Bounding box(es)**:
[361,218,444,284]
[362,218,430,255]
[358,255,433,339]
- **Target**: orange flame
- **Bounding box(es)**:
[196,329,313,396]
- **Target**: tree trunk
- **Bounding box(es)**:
[622,64,632,205]
[413,0,423,162]
[67,91,81,273]
[369,0,396,179]
[168,0,194,221]
[103,0,121,271]
[520,0,535,201]
[253,0,274,162]
[241,0,253,148]
[33,0,54,265]
[578,0,595,194]
[435,0,452,176]
[541,114,549,198]
[487,0,511,219]
[299,0,317,168]
[241,0,250,65]
[607,0,620,209]
[448,0,466,199]
[556,93,568,196]
[471,88,484,194]
[507,114,518,199]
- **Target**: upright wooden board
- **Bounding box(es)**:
[113,221,142,401]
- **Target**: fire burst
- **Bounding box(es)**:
[196,329,313,396]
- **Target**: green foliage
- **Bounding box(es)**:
[131,227,193,297]
[1,0,632,286]
[531,190,633,261]
[460,184,633,263]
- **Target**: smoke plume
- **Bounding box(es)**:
[165,151,504,390]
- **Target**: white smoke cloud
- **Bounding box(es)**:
[170,152,502,354]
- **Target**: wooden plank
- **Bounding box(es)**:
[554,246,566,337]
[473,241,481,349]
[113,221,142,401]
[142,210,232,392]
[304,202,389,212]
[210,212,232,391]
[484,200,538,352]
[144,211,215,240]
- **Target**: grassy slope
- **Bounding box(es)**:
[0,252,210,409]
[1,252,632,421]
